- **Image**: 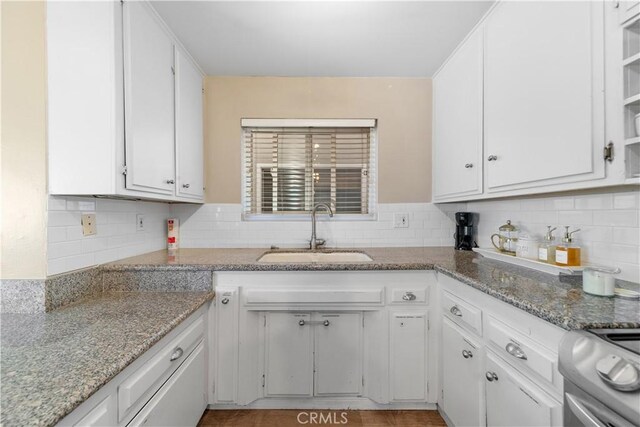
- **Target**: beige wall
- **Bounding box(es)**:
[0,1,48,279]
[204,77,432,204]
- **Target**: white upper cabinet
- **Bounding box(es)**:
[47,0,204,203]
[175,47,205,200]
[484,1,605,192]
[123,1,176,195]
[433,29,484,201]
[431,0,630,202]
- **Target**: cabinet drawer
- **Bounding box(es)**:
[244,288,384,306]
[118,315,204,421]
[389,287,428,304]
[486,315,557,386]
[441,291,482,336]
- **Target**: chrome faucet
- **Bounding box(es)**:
[310,203,334,250]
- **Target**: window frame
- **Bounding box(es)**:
[241,120,378,222]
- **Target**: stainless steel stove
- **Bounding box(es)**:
[559,329,640,427]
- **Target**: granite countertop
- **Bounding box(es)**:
[105,248,640,331]
[0,291,214,427]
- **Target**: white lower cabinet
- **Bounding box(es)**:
[485,352,562,427]
[441,318,484,427]
[264,312,363,397]
[390,312,428,402]
[264,313,314,397]
[73,396,116,427]
[438,274,564,427]
[129,343,207,427]
[212,271,436,407]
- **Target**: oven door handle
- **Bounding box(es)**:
[566,394,607,427]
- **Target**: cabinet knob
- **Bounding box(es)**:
[505,342,528,360]
[182,183,190,188]
[299,319,306,326]
[170,347,184,361]
[462,349,473,359]
[449,305,463,317]
[402,292,417,301]
[464,163,474,168]
[485,371,499,382]
[323,320,330,327]
[487,155,498,162]
[165,179,175,184]
[221,298,229,305]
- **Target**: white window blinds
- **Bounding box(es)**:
[242,120,376,217]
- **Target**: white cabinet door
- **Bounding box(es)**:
[485,352,562,427]
[123,1,176,195]
[433,29,484,200]
[73,396,116,427]
[128,344,207,427]
[265,313,314,397]
[215,288,238,403]
[441,318,484,427]
[314,313,363,396]
[390,311,428,401]
[175,47,204,200]
[484,1,605,192]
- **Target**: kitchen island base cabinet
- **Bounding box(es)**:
[441,317,484,427]
[485,352,562,427]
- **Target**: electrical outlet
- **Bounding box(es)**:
[81,214,97,236]
[393,213,409,228]
[136,214,145,231]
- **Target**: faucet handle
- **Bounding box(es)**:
[315,239,326,248]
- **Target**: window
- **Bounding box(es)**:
[242,119,376,218]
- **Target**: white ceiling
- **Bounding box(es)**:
[151,1,494,77]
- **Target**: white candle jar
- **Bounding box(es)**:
[583,266,621,297]
[515,233,539,260]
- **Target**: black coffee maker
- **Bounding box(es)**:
[455,212,477,250]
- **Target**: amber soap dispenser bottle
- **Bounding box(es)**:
[555,226,581,267]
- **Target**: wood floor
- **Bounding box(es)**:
[197,409,447,426]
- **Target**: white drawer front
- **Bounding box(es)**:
[243,288,384,306]
[441,291,482,336]
[389,287,428,304]
[487,315,556,386]
[118,315,204,421]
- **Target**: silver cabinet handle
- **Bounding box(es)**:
[505,342,528,360]
[165,179,175,184]
[221,298,229,305]
[449,305,463,317]
[487,155,498,161]
[182,183,190,188]
[402,292,417,301]
[299,319,331,326]
[464,163,474,168]
[170,347,184,361]
[485,371,499,382]
[462,349,473,359]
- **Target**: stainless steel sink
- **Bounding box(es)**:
[258,251,373,263]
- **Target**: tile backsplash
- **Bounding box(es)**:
[47,196,170,275]
[467,189,640,282]
[47,189,639,283]
[171,203,464,249]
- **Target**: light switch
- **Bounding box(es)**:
[81,214,97,236]
[136,214,145,231]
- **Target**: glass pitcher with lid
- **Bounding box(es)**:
[490,220,518,255]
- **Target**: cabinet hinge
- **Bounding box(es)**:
[362,376,365,387]
[261,374,265,387]
[604,141,614,162]
[362,317,365,328]
[264,315,266,327]
[202,88,205,94]
[121,165,128,176]
[171,66,175,75]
